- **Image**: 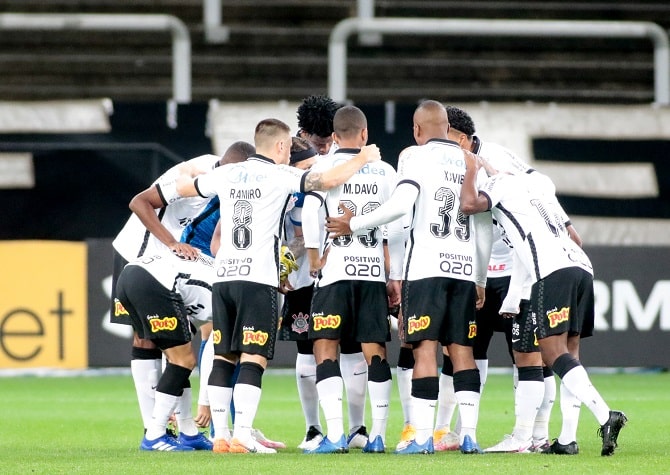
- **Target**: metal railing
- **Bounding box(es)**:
[328,17,670,106]
[0,13,192,127]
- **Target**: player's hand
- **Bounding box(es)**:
[463,150,480,171]
[194,404,211,428]
[475,285,486,310]
[386,279,401,308]
[170,242,200,261]
[307,245,329,278]
[359,144,381,163]
[279,277,294,294]
[326,203,354,238]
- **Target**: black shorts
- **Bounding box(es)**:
[212,281,279,359]
[474,276,514,361]
[115,265,192,350]
[278,284,313,341]
[110,250,131,325]
[532,267,595,341]
[401,277,477,347]
[309,280,390,344]
[512,299,540,353]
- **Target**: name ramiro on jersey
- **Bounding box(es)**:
[229,188,262,199]
[343,183,379,194]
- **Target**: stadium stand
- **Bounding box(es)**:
[0,0,669,103]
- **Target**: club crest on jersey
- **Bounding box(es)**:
[149,316,178,332]
[242,327,268,346]
[291,312,310,334]
[407,315,430,334]
[213,329,222,345]
[113,299,129,317]
[547,307,570,328]
[312,313,341,331]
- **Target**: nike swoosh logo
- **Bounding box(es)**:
[151,385,158,390]
[511,338,521,343]
[300,374,316,379]
[353,371,367,376]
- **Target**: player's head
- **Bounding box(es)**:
[289,136,318,170]
[413,99,450,145]
[255,118,292,165]
[332,105,368,148]
[218,140,255,166]
[445,105,476,151]
[296,95,341,155]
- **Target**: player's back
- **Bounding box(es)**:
[113,154,219,260]
[317,149,397,285]
[399,140,478,282]
[205,156,305,287]
[483,173,592,281]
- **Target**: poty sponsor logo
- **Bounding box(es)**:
[468,322,477,338]
[113,299,129,317]
[407,315,430,334]
[312,314,342,331]
[547,307,570,328]
[242,330,268,346]
[149,316,178,332]
[213,329,221,344]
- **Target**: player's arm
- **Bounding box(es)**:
[303,144,380,192]
[210,219,222,256]
[301,192,326,276]
[460,150,491,215]
[129,185,199,260]
[473,211,492,287]
[326,182,417,237]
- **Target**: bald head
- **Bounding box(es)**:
[413,100,450,145]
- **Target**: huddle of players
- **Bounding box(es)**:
[111,95,627,456]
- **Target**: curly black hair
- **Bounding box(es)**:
[445,105,476,137]
[296,95,342,138]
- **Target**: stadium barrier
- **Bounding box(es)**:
[0,239,668,370]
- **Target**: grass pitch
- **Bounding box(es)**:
[1,370,668,474]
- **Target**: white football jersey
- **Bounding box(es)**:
[479,173,593,283]
[113,154,219,260]
[305,148,398,286]
[125,252,215,328]
[397,139,481,282]
[194,154,308,287]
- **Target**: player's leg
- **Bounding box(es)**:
[130,337,162,434]
[537,269,626,456]
[357,283,393,453]
[295,339,323,449]
[361,344,391,453]
[340,340,368,448]
[307,337,347,453]
[395,339,439,454]
[280,286,323,448]
[395,341,416,448]
[434,350,460,451]
[164,342,213,451]
[530,365,556,451]
[485,350,542,453]
[229,353,274,453]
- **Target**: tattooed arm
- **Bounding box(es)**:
[303,144,381,192]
